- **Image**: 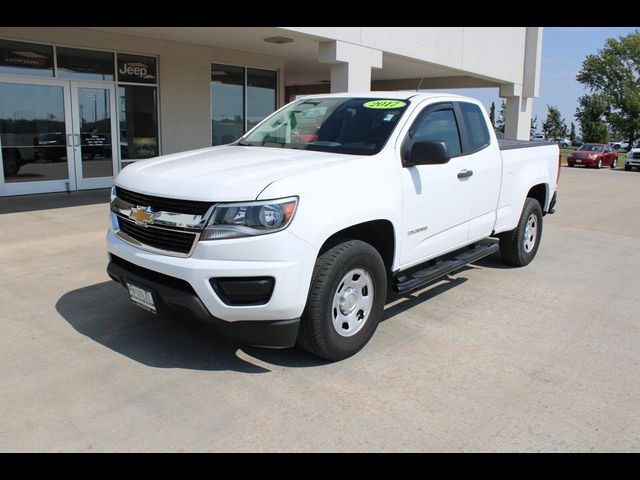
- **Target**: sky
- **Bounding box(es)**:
[427,27,639,138]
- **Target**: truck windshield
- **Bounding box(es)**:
[237,97,409,155]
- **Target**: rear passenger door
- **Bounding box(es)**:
[455,101,503,242]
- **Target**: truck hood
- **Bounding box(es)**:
[115,145,358,201]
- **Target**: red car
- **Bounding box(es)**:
[567,143,617,169]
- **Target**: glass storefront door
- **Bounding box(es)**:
[0,77,118,195]
[0,77,75,195]
[71,82,118,190]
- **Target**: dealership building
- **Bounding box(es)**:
[0,27,542,197]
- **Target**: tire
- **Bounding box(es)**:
[597,159,602,169]
[297,239,387,360]
[625,165,631,171]
[499,198,543,267]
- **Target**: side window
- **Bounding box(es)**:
[459,102,490,152]
[411,108,461,156]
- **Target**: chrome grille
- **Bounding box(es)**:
[111,187,215,257]
[117,219,197,255]
[115,186,212,216]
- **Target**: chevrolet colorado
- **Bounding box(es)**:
[106,92,560,360]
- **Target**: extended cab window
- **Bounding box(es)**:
[459,102,490,151]
[238,97,409,156]
[411,108,461,156]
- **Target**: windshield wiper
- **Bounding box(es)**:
[236,139,252,146]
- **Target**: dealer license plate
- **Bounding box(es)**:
[575,159,581,163]
[126,281,157,314]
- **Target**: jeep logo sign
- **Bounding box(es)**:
[117,55,157,84]
[119,63,148,78]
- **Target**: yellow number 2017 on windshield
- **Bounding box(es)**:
[363,100,407,109]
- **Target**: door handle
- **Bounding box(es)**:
[74,133,81,148]
[457,169,473,179]
[67,133,74,147]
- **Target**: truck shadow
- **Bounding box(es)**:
[56,269,482,371]
[55,281,279,373]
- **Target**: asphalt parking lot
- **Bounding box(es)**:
[1,166,639,452]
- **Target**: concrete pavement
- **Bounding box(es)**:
[1,167,639,452]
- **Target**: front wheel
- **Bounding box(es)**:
[499,198,543,267]
[297,239,387,360]
[597,159,603,169]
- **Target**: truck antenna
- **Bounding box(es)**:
[416,76,424,92]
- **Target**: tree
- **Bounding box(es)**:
[495,100,506,133]
[530,115,538,137]
[569,122,576,142]
[542,105,568,139]
[576,30,640,149]
[489,101,496,128]
[575,94,610,143]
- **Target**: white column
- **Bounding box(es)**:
[500,83,533,141]
[318,41,382,93]
[500,27,542,141]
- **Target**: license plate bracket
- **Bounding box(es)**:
[126,280,157,314]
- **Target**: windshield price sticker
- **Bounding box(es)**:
[363,100,407,109]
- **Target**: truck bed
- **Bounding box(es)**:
[498,139,556,150]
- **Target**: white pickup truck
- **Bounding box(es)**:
[107,92,560,360]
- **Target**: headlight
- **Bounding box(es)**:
[201,197,298,240]
[589,153,598,159]
[110,185,117,202]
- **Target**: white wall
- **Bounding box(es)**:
[0,27,285,155]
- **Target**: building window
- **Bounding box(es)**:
[118,85,159,164]
[211,63,277,146]
[0,39,54,77]
[247,68,277,131]
[116,52,159,163]
[56,47,115,81]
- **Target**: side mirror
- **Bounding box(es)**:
[405,141,450,167]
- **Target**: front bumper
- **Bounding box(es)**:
[107,254,300,347]
[106,226,318,323]
[626,158,640,167]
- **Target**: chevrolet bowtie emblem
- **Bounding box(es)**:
[129,206,157,226]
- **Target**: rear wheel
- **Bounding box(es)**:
[610,158,617,169]
[499,198,543,267]
[297,239,387,360]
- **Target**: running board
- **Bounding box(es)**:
[393,240,500,294]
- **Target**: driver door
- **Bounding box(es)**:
[398,103,475,267]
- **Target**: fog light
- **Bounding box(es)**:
[210,277,275,306]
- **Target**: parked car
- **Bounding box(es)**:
[106,92,559,360]
[609,140,629,151]
[625,144,640,171]
[531,133,546,142]
[557,138,571,148]
[567,143,617,169]
[571,140,583,148]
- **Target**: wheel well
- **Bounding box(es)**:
[527,184,548,213]
[319,220,395,274]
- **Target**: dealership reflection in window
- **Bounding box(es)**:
[118,85,159,165]
[0,83,68,182]
[211,64,244,146]
[211,64,278,145]
[247,68,277,130]
[0,39,54,77]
